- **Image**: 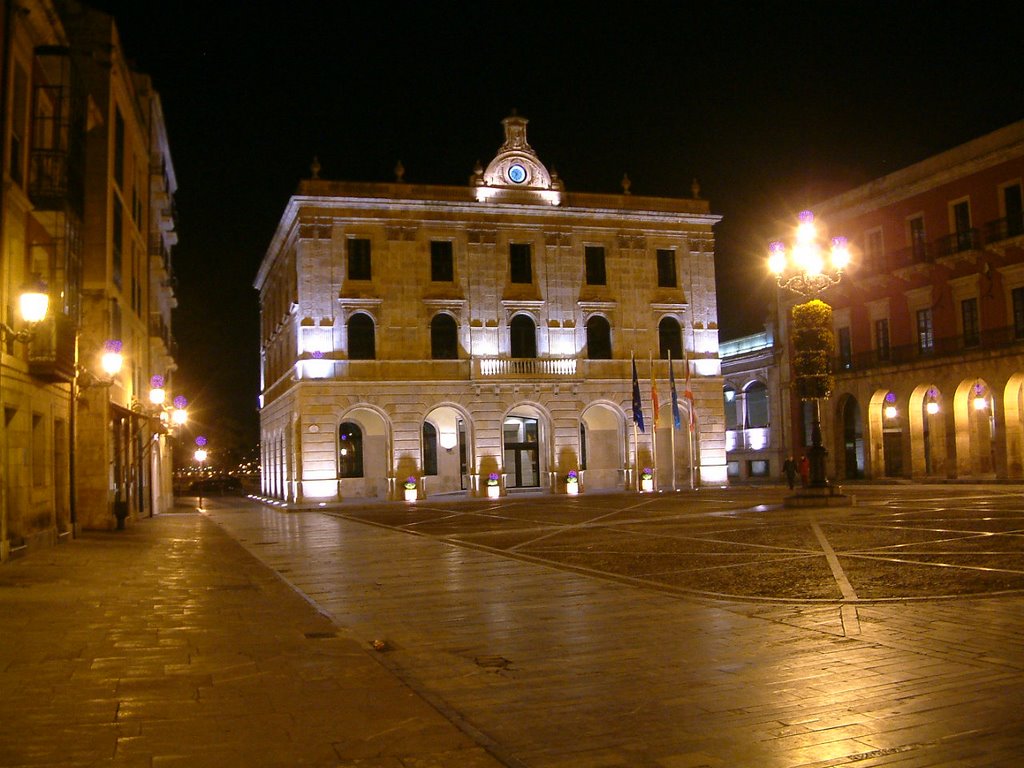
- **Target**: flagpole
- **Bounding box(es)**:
[669,351,677,492]
[649,353,658,491]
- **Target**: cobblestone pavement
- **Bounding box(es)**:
[327,485,1024,601]
[205,486,1024,767]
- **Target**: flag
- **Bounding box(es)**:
[683,346,695,428]
[650,357,660,426]
[631,355,645,433]
[669,351,682,430]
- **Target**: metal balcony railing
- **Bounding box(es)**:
[836,323,1024,373]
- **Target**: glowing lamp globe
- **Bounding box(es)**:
[19,282,49,324]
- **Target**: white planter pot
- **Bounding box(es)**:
[486,484,500,498]
[566,483,579,495]
[404,487,417,502]
[641,477,654,492]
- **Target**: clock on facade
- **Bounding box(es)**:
[507,163,527,184]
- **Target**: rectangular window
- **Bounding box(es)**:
[1013,287,1024,339]
[430,240,454,282]
[656,249,677,287]
[909,215,926,260]
[917,308,934,353]
[838,327,852,369]
[1004,184,1023,238]
[875,318,891,360]
[348,238,371,280]
[114,108,125,189]
[584,246,606,285]
[10,64,28,186]
[32,413,45,486]
[510,243,532,283]
[865,228,883,269]
[112,201,123,289]
[961,297,979,347]
[952,200,973,251]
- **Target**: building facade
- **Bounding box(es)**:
[781,120,1024,481]
[721,327,786,482]
[255,115,726,503]
[0,0,180,561]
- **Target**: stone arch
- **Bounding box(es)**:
[509,313,537,358]
[580,400,626,491]
[1004,373,1024,478]
[423,402,474,495]
[585,314,612,359]
[908,383,947,479]
[954,378,996,477]
[500,401,551,489]
[868,388,904,478]
[833,393,864,480]
[337,404,391,498]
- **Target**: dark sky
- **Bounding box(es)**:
[88,1,1024,454]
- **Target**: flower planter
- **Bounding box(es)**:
[641,477,654,492]
[486,484,500,498]
[404,487,417,502]
[566,482,579,495]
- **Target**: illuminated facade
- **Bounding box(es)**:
[255,115,726,502]
[783,120,1024,480]
[1,1,180,560]
[721,328,785,481]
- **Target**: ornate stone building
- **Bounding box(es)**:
[255,115,726,502]
[781,120,1024,481]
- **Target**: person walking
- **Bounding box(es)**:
[798,455,810,487]
[783,456,797,490]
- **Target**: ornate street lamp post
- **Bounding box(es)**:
[194,436,209,509]
[768,211,851,496]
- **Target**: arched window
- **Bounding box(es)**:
[422,422,438,476]
[338,422,363,478]
[430,314,458,360]
[510,314,537,358]
[658,317,683,360]
[723,386,738,430]
[348,313,375,360]
[744,381,769,428]
[586,315,612,359]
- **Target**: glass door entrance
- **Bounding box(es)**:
[503,416,539,487]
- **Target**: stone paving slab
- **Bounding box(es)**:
[206,490,1024,767]
[0,510,505,768]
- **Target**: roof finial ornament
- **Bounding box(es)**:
[691,178,701,199]
[621,173,632,195]
[394,160,405,182]
[310,156,321,179]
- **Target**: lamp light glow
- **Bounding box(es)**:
[926,399,939,415]
[19,282,49,324]
[101,340,124,377]
[884,405,898,420]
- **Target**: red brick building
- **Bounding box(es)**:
[781,120,1024,481]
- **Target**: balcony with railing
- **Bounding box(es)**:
[871,213,1023,275]
[837,323,1024,374]
[726,427,770,452]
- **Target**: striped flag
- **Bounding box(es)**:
[669,351,682,430]
[683,346,695,428]
[631,355,645,433]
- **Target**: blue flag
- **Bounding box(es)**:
[669,351,682,430]
[631,355,645,433]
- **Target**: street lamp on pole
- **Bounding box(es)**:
[194,435,208,509]
[768,211,852,503]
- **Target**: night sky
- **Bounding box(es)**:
[87,1,1024,456]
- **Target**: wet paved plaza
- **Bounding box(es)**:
[207,485,1024,766]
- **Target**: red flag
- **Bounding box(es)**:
[683,346,695,428]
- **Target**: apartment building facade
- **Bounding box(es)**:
[781,120,1024,481]
[0,0,180,560]
[255,115,726,502]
